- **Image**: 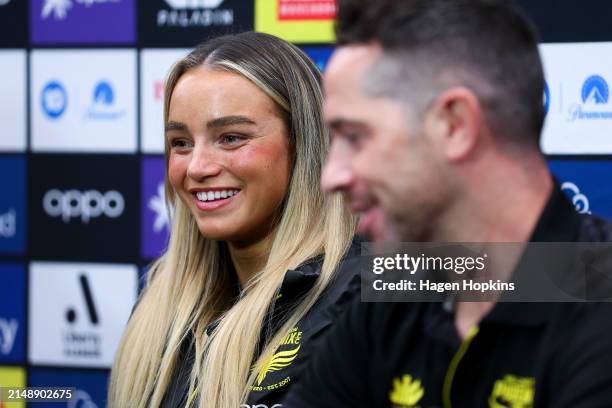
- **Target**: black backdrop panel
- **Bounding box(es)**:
[28,155,140,262]
[0,0,27,47]
[516,0,612,43]
[138,0,254,47]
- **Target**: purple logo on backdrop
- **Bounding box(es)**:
[31,0,135,44]
[141,156,171,259]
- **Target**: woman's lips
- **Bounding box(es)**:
[193,190,240,212]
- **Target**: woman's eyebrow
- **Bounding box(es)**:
[165,120,188,132]
[206,115,257,129]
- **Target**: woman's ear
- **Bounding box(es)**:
[425,87,484,163]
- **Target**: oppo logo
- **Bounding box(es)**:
[43,189,125,223]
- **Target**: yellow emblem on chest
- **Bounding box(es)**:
[489,375,535,408]
[389,374,424,408]
[255,327,303,386]
[256,344,300,386]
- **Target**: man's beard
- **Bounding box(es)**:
[389,204,439,243]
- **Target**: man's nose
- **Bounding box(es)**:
[321,143,355,193]
[186,143,223,182]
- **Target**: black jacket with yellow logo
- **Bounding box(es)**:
[284,188,612,407]
[159,238,361,408]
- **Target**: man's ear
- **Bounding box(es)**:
[426,87,483,163]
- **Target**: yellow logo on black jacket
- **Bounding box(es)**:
[389,374,424,408]
[252,327,302,391]
[489,375,534,408]
[256,345,300,385]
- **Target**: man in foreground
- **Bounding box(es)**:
[283,0,612,406]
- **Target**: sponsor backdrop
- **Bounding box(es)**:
[0,0,611,406]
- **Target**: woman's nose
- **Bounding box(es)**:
[186,143,223,182]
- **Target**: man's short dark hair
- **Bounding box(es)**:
[335,0,546,148]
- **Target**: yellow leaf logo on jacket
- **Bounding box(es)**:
[389,374,424,408]
[256,344,300,386]
[252,327,303,392]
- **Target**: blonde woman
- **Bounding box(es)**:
[108,32,358,408]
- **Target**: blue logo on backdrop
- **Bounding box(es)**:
[581,75,609,104]
[0,263,25,364]
[41,80,67,119]
[549,160,612,220]
[543,81,550,115]
[568,75,612,121]
[29,368,109,408]
[94,81,114,105]
[85,80,125,120]
[0,157,26,255]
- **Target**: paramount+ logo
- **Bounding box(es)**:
[43,189,125,223]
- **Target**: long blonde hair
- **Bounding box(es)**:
[108,32,356,408]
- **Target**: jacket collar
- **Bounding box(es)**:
[276,255,324,303]
[483,182,581,328]
[529,180,580,243]
[205,255,325,336]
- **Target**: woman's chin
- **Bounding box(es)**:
[195,224,234,242]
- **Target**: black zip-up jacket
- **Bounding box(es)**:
[159,239,361,408]
[284,187,612,408]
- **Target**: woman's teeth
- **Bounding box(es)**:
[196,190,240,202]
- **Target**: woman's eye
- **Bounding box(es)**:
[170,139,193,149]
[220,134,246,145]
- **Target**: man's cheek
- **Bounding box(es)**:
[373,179,407,218]
[355,145,385,179]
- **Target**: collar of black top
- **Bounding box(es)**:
[204,254,325,336]
[482,179,581,328]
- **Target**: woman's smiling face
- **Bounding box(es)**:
[166,67,292,246]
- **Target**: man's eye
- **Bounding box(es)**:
[345,133,363,146]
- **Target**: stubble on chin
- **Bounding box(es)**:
[389,209,429,243]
